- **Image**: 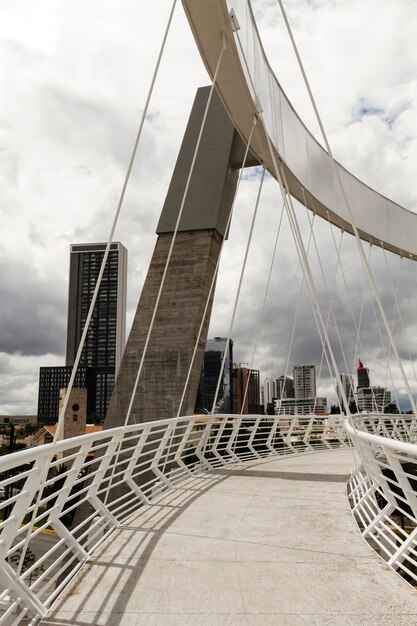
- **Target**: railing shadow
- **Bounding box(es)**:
[42,472,228,626]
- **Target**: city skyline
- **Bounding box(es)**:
[260,357,397,411]
[1,1,417,415]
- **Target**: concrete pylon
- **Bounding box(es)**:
[104,86,258,428]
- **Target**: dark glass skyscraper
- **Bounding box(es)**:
[196,337,234,414]
[357,358,370,390]
[37,366,96,424]
[66,243,127,420]
[232,366,260,414]
[38,242,127,424]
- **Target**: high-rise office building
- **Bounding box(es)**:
[261,375,294,413]
[196,337,233,413]
[337,373,354,410]
[275,364,326,415]
[38,366,96,424]
[66,242,127,420]
[260,377,275,409]
[274,396,327,415]
[233,366,260,414]
[276,375,294,400]
[293,364,316,400]
[38,242,127,424]
[356,386,391,412]
[357,359,370,389]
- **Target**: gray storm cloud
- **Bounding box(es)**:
[0,0,416,413]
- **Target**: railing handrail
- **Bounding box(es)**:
[0,415,205,472]
[4,410,417,622]
[0,412,340,471]
[345,412,417,589]
[345,416,417,454]
[0,411,349,625]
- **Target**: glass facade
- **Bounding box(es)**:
[232,366,260,414]
[37,366,97,424]
[293,365,316,400]
[196,338,234,414]
[65,243,127,421]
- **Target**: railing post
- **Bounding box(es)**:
[174,419,197,477]
[382,444,417,519]
[49,440,93,532]
[0,465,42,560]
[124,425,152,505]
[266,417,280,454]
[195,416,216,470]
[225,415,242,462]
[87,430,124,527]
[150,422,176,489]
[282,415,296,451]
[247,415,262,459]
[0,564,48,620]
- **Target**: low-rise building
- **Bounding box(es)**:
[356,386,391,412]
[274,397,327,415]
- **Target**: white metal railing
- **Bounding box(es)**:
[346,413,417,586]
[0,413,347,624]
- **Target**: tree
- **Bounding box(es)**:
[0,442,26,456]
[330,404,340,414]
[349,400,358,414]
[384,402,399,414]
[266,403,275,416]
[15,423,41,439]
[8,548,44,585]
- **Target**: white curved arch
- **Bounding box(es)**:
[182,0,417,259]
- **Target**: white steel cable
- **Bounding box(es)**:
[312,220,345,414]
[240,191,285,415]
[275,0,417,416]
[15,0,179,578]
[55,0,178,442]
[380,249,405,408]
[211,148,264,414]
[383,251,417,390]
[124,38,228,427]
[231,169,266,415]
[278,160,352,413]
[276,212,314,412]
[103,39,229,506]
[232,27,352,415]
[323,212,377,414]
[301,190,350,413]
[272,1,403,467]
[272,162,344,416]
[362,248,397,412]
[351,246,372,395]
[176,117,259,418]
[323,209,370,397]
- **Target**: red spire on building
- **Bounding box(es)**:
[357,358,370,389]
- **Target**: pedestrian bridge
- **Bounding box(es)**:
[41,447,417,626]
[3,0,417,623]
[2,414,417,625]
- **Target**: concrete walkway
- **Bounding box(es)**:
[43,449,417,625]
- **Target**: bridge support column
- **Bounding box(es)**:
[105,86,258,427]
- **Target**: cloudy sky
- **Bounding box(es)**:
[0,0,416,415]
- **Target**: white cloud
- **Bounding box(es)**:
[1,0,416,413]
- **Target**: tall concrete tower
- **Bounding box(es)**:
[104,87,258,428]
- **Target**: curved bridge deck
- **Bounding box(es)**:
[43,449,417,625]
